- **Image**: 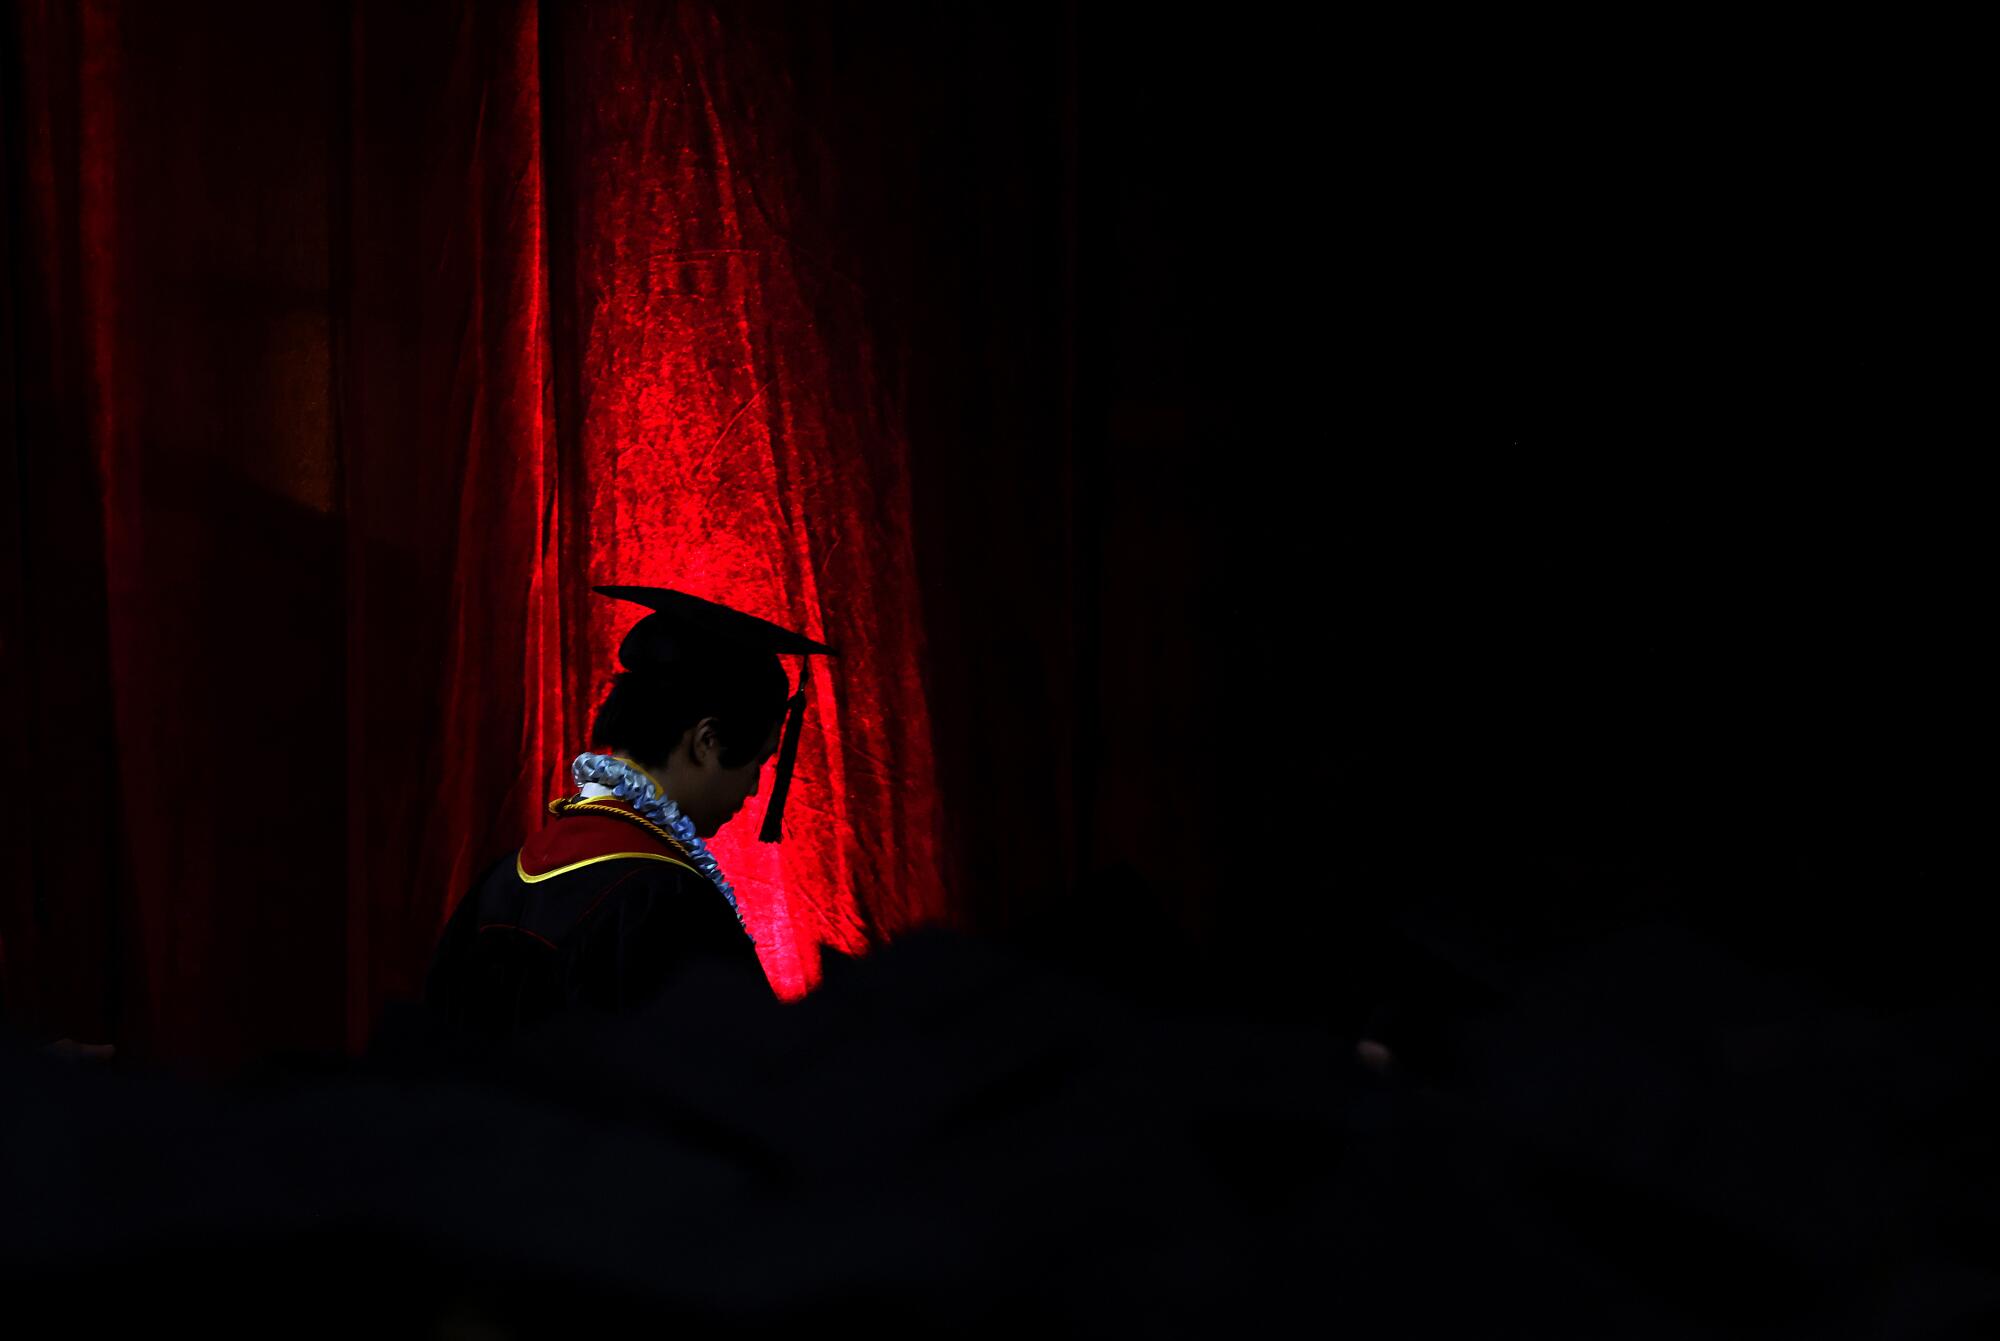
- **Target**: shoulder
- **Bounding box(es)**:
[468,797,754,955]
[518,797,701,883]
[557,852,762,991]
[451,846,728,976]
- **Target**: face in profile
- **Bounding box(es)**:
[685,718,783,838]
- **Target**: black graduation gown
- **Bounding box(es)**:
[423,796,771,1039]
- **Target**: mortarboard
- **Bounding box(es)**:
[593,585,836,843]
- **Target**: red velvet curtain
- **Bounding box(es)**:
[3,0,944,1066]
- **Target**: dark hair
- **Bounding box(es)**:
[588,656,788,769]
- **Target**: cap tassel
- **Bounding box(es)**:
[758,659,812,843]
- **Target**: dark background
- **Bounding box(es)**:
[838,9,1980,1029]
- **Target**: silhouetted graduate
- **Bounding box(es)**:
[424,586,834,1038]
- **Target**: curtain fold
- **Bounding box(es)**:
[339,0,573,1051]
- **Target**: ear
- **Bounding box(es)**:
[690,716,723,766]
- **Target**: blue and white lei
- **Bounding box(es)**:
[570,752,752,943]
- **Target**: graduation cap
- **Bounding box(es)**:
[593,585,836,842]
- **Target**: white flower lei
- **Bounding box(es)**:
[570,752,753,943]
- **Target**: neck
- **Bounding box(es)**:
[567,749,751,942]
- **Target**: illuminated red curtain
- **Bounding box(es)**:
[3,0,944,1063]
[542,3,943,998]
